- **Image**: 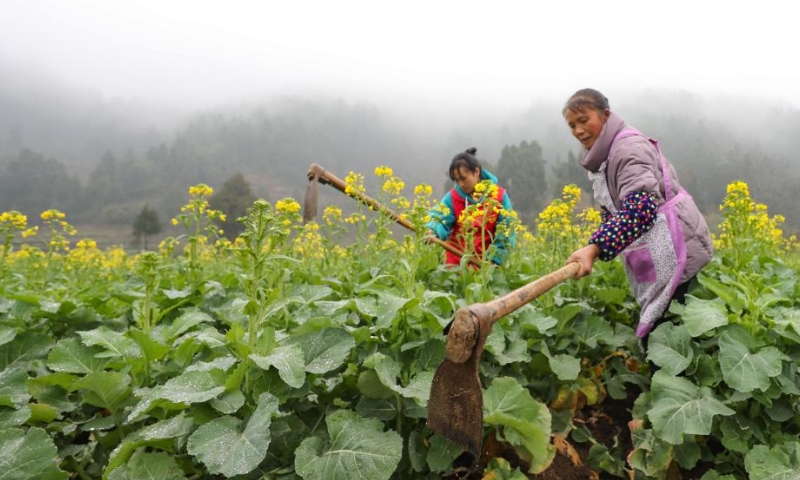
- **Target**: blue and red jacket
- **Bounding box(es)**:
[425,169,515,265]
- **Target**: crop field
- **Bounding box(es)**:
[1,170,799,480]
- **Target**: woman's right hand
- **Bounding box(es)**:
[566,244,600,279]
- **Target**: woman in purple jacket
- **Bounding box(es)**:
[563,89,713,339]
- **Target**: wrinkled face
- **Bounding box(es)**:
[451,166,481,195]
[566,107,610,150]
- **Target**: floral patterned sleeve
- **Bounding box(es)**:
[589,191,658,261]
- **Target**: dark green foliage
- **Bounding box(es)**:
[210,173,256,239]
[132,204,162,250]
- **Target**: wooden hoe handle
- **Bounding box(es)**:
[307,163,481,267]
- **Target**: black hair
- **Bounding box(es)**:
[562,88,610,117]
[448,147,481,180]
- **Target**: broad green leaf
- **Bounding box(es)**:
[408,430,426,472]
[518,306,558,336]
[28,403,59,423]
[770,307,800,344]
[0,332,52,370]
[73,372,131,412]
[646,323,693,376]
[363,353,433,405]
[287,328,355,374]
[355,397,397,421]
[573,316,614,348]
[250,344,306,388]
[356,370,394,399]
[107,450,185,480]
[481,457,528,480]
[679,296,729,337]
[698,273,745,312]
[78,327,138,358]
[165,310,214,340]
[294,409,402,480]
[426,434,461,473]
[0,327,16,348]
[416,339,445,371]
[483,377,554,473]
[187,392,279,477]
[358,291,414,329]
[0,368,29,408]
[185,356,237,373]
[719,326,785,393]
[106,413,195,474]
[745,442,800,480]
[127,330,170,362]
[129,371,224,420]
[0,427,69,479]
[210,390,245,414]
[46,338,109,374]
[0,406,30,428]
[547,354,580,381]
[647,371,734,444]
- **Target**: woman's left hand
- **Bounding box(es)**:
[566,244,600,279]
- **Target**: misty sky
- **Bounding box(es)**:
[2,1,799,111]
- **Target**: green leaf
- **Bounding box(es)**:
[363,353,433,405]
[0,327,16,348]
[28,403,60,423]
[78,327,138,358]
[356,370,394,400]
[187,392,279,477]
[647,371,734,444]
[355,397,396,421]
[127,330,170,362]
[483,377,554,474]
[73,372,131,412]
[573,316,613,348]
[646,323,693,376]
[106,413,195,475]
[0,369,29,408]
[107,450,185,480]
[679,296,729,337]
[0,427,69,479]
[745,442,800,480]
[408,430,426,472]
[482,457,528,479]
[547,354,580,381]
[0,406,30,428]
[185,356,237,373]
[46,338,109,374]
[165,310,214,340]
[128,371,224,420]
[0,332,52,370]
[359,291,415,329]
[210,390,245,414]
[294,409,402,480]
[719,326,785,393]
[698,273,745,312]
[287,328,355,374]
[426,434,462,473]
[250,345,306,388]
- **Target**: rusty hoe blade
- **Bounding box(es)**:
[427,263,581,466]
[303,164,324,224]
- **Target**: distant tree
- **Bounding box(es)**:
[494,141,548,221]
[132,204,162,250]
[210,173,257,239]
[0,149,82,216]
[551,150,592,200]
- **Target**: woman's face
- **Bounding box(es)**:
[452,166,481,195]
[566,107,610,150]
